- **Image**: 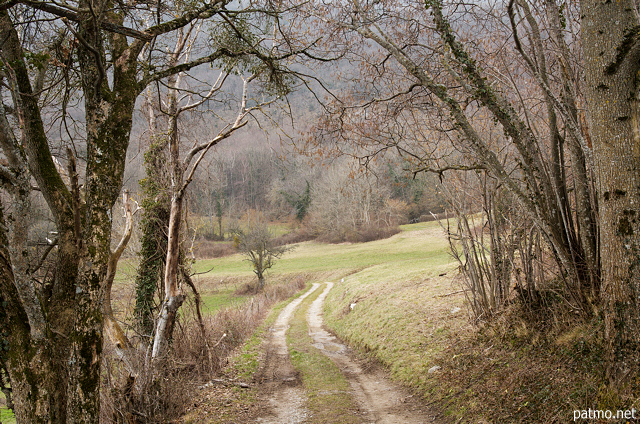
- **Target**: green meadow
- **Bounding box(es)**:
[192,221,452,279]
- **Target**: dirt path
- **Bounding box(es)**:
[307,283,437,424]
[254,282,440,423]
[255,283,321,423]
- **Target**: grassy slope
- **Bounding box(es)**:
[317,222,606,423]
[185,222,453,315]
[114,221,451,314]
[192,222,445,276]
[320,222,465,411]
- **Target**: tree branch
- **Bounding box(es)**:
[143,0,227,38]
[61,17,105,95]
[0,11,71,222]
[27,238,58,275]
[3,0,153,40]
[411,164,487,182]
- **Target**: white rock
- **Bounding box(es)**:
[450,307,461,314]
[350,303,357,310]
[428,365,441,373]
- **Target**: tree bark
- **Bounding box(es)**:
[152,196,186,359]
[0,208,67,423]
[582,0,640,384]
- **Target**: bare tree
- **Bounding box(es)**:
[231,221,292,291]
[303,0,594,296]
[152,70,281,359]
[302,0,640,387]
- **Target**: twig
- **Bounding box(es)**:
[213,332,227,348]
[190,265,215,276]
[28,237,58,274]
[435,289,465,298]
[207,378,251,389]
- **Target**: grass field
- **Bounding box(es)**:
[125,220,616,422]
[111,221,452,316]
[192,222,452,277]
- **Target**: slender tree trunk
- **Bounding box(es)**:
[152,196,186,358]
[582,0,640,384]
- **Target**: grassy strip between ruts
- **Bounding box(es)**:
[232,282,316,380]
[287,282,363,424]
[181,281,315,424]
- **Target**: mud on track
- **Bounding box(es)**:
[307,283,439,424]
[255,282,441,423]
[255,283,320,424]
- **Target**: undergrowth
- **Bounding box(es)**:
[101,276,306,423]
[428,304,609,423]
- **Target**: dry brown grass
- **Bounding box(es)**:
[315,225,401,244]
[101,276,307,423]
[423,304,607,423]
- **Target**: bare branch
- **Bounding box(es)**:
[143,0,226,38]
[61,18,105,95]
[2,0,153,40]
[411,164,487,181]
[27,238,58,275]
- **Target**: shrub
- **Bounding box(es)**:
[315,224,400,244]
[193,241,235,258]
[101,276,307,423]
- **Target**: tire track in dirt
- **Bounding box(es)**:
[256,283,321,424]
[307,282,439,424]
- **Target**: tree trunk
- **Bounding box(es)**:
[0,206,69,423]
[152,196,186,359]
[582,0,640,385]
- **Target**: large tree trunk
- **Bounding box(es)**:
[0,213,67,423]
[0,3,139,419]
[582,0,640,384]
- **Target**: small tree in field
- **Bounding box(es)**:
[231,223,292,291]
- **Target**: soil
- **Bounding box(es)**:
[306,283,439,424]
[184,283,442,423]
[254,283,321,423]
